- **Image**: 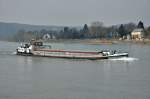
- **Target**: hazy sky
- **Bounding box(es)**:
[0,0,150,26]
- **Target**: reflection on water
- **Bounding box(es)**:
[0,41,150,99]
[17,56,33,74]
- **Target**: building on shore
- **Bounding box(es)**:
[131,28,144,40]
[43,33,56,40]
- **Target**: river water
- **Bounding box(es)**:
[0,41,150,99]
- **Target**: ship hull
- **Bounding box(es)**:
[16,49,108,60]
[108,53,128,58]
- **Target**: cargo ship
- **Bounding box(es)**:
[16,40,108,60]
[16,40,128,60]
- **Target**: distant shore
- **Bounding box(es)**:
[43,38,150,45]
[1,38,150,45]
[84,39,150,45]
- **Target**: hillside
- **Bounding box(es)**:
[0,22,64,38]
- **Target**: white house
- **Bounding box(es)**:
[43,33,51,40]
[43,33,56,40]
[131,28,144,39]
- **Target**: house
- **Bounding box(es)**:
[131,28,144,39]
[43,33,51,40]
[43,33,56,40]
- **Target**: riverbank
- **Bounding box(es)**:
[44,39,150,45]
[1,38,150,45]
[87,39,150,45]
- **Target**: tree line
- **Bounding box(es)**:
[12,21,150,41]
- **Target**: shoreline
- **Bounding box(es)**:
[45,39,150,45]
[1,39,150,45]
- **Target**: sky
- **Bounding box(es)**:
[0,0,150,26]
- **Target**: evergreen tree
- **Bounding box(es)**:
[137,21,144,29]
[144,26,150,37]
[81,24,89,38]
[118,24,126,37]
[83,24,89,32]
[63,27,70,38]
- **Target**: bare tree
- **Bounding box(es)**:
[90,21,104,38]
